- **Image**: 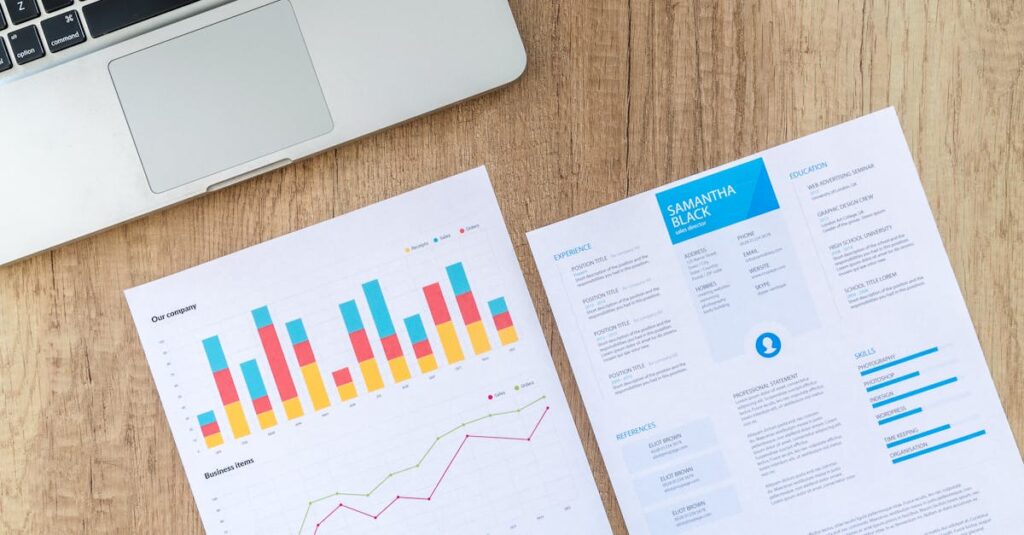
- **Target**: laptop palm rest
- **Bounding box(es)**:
[109,0,333,194]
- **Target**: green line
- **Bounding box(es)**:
[296,395,546,534]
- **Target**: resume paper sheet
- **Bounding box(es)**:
[528,109,1024,534]
[125,168,611,535]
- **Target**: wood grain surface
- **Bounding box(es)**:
[2,1,1022,532]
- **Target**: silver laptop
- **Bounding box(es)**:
[0,0,526,265]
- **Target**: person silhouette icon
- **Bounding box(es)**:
[756,332,782,358]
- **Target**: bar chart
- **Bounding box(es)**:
[191,260,520,448]
[123,169,611,535]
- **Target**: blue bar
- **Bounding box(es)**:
[202,336,228,372]
[861,347,938,376]
[362,280,396,337]
[446,262,471,296]
[339,301,364,333]
[404,315,428,344]
[240,359,269,399]
[198,411,217,426]
[866,371,920,392]
[886,424,951,448]
[892,430,987,464]
[872,377,958,408]
[487,297,509,316]
[878,407,922,425]
[252,306,273,329]
[285,319,309,344]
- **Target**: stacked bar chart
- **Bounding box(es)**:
[240,360,278,430]
[253,306,305,420]
[191,261,519,447]
[423,282,465,364]
[363,280,413,383]
[203,336,251,439]
[285,319,331,411]
[332,368,358,402]
[340,301,386,392]
[487,297,519,346]
[124,171,616,535]
[197,411,224,448]
[447,262,492,355]
[404,314,439,373]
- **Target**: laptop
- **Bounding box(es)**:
[0,0,526,265]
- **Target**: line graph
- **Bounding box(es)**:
[298,397,550,534]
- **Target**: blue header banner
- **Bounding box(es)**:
[656,158,779,244]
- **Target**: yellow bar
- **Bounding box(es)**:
[498,326,519,346]
[204,432,224,448]
[437,321,465,364]
[282,397,304,420]
[359,359,385,392]
[388,356,411,383]
[301,363,331,411]
[336,382,358,402]
[466,321,492,355]
[417,353,438,373]
[256,410,277,430]
[224,401,251,438]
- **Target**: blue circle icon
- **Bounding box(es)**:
[756,332,782,358]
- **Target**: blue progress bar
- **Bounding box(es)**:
[879,408,922,425]
[892,430,987,464]
[861,347,938,376]
[872,377,958,408]
[867,371,920,392]
[886,424,951,448]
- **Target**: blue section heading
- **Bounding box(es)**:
[656,158,779,244]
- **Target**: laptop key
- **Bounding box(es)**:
[41,0,72,13]
[41,11,86,52]
[0,8,7,31]
[0,38,12,73]
[83,0,200,38]
[4,0,41,25]
[9,25,46,64]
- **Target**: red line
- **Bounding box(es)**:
[309,406,550,532]
[340,503,375,519]
[312,503,343,535]
[464,434,529,441]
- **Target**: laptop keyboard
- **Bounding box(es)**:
[0,0,229,76]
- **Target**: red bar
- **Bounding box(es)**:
[258,325,299,400]
[493,311,514,330]
[381,334,403,361]
[213,369,240,405]
[293,340,317,367]
[332,368,353,386]
[423,283,452,324]
[412,340,432,358]
[350,330,375,363]
[252,396,273,414]
[456,292,482,323]
[200,421,220,437]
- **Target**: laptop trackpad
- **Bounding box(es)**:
[110,1,333,194]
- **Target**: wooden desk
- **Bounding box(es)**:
[2,2,1021,532]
